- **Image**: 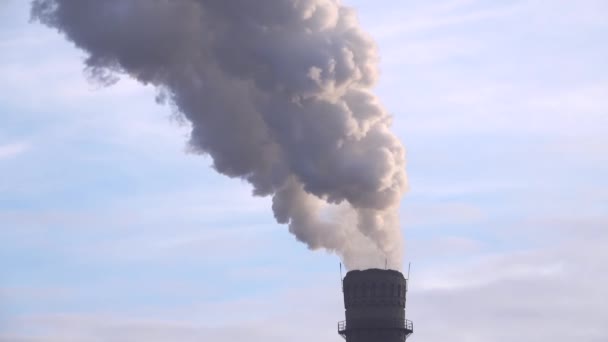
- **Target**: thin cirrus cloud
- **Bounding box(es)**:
[0,142,29,160]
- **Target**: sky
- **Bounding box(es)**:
[1,0,607,341]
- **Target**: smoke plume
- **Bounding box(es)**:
[31,0,408,270]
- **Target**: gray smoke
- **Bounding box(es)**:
[31,0,408,270]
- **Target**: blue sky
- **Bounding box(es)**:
[1,0,607,341]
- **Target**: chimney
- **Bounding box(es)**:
[338,269,414,341]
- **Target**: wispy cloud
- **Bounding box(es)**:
[0,142,29,160]
[368,1,524,39]
[3,217,608,342]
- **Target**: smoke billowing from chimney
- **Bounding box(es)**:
[31,0,408,270]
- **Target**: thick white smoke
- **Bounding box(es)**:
[31,0,408,270]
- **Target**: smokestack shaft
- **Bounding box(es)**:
[338,269,413,341]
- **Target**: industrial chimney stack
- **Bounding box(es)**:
[338,269,414,341]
